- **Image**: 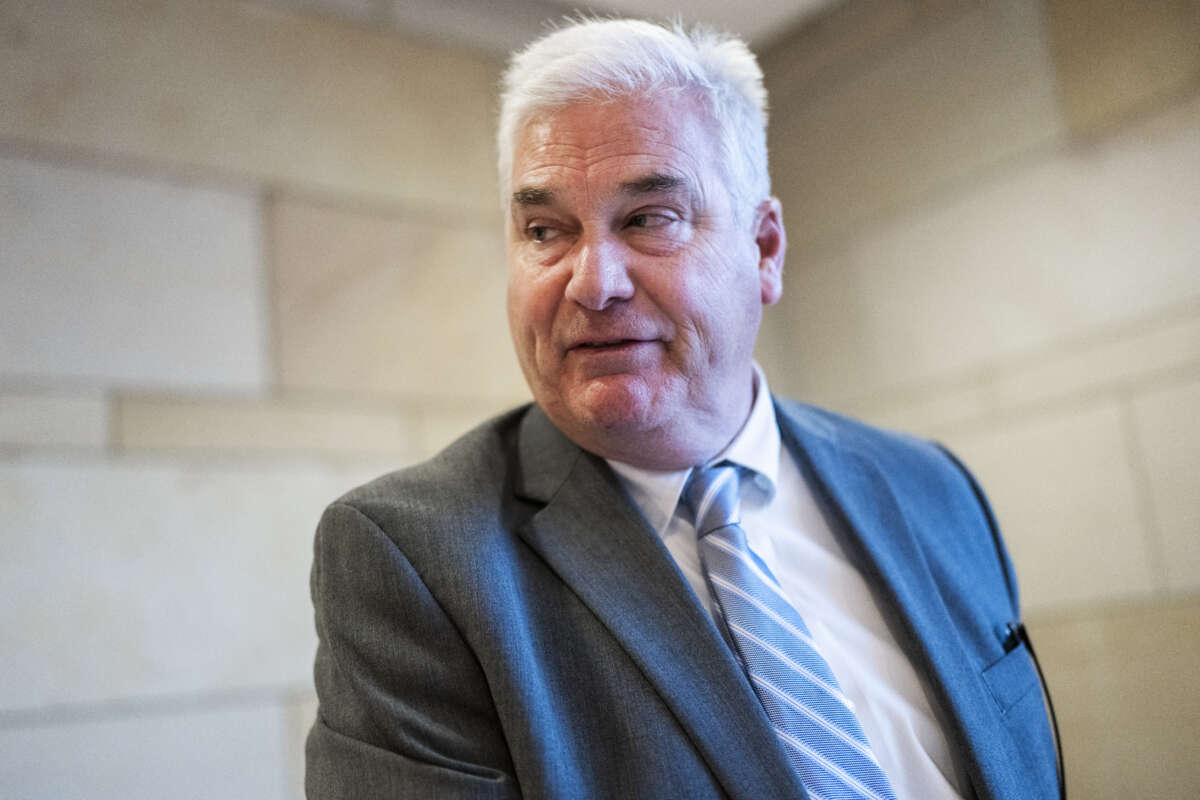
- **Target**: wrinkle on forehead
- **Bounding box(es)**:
[517,134,706,175]
[511,144,709,211]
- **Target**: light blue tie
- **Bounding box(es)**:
[686,463,897,800]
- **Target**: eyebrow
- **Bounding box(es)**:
[510,172,688,208]
[619,172,685,195]
[512,186,554,206]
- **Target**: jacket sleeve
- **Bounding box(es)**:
[306,501,520,799]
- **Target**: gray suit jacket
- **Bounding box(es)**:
[306,400,1058,799]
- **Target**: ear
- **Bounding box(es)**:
[753,197,786,306]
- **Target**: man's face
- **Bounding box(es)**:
[506,93,784,470]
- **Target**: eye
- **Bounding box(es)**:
[626,212,674,230]
[526,225,562,243]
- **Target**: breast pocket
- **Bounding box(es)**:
[982,639,1040,715]
[981,638,1059,796]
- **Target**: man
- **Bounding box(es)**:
[307,18,1059,800]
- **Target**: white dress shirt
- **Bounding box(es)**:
[606,366,968,800]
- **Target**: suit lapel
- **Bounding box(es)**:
[774,401,1020,800]
[513,407,806,800]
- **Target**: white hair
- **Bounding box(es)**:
[497,18,770,212]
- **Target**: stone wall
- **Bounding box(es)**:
[2,0,1197,797]
[0,2,522,797]
[758,1,1200,796]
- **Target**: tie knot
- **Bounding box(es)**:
[684,462,741,538]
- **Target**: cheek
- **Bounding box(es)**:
[660,261,737,325]
[507,271,560,355]
[676,257,762,348]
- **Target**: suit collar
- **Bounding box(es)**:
[513,405,807,800]
[774,399,1024,800]
[513,404,583,504]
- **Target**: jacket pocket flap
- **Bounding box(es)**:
[982,641,1039,715]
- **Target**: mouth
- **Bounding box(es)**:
[564,337,663,365]
[574,339,643,349]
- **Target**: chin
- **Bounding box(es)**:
[579,375,666,426]
[541,375,672,445]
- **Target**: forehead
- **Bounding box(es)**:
[510,94,722,199]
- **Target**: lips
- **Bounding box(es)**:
[563,336,662,368]
[560,319,667,355]
[566,337,661,357]
[574,339,642,349]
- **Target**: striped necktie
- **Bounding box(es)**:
[685,462,897,800]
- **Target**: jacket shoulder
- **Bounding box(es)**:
[324,405,532,549]
[774,398,948,468]
[347,404,525,494]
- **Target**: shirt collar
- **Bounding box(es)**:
[606,363,780,537]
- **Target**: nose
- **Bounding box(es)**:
[563,236,635,311]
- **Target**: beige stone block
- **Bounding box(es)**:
[272,195,528,402]
[942,403,1157,612]
[1132,378,1200,593]
[0,457,381,710]
[0,702,289,800]
[413,400,522,461]
[115,394,421,459]
[761,0,970,98]
[757,246,872,404]
[843,310,1200,438]
[257,0,379,27]
[1026,598,1200,799]
[1047,0,1200,136]
[0,0,500,215]
[0,391,108,448]
[385,0,568,58]
[767,0,1065,245]
[760,93,1200,407]
[0,154,266,389]
[286,690,319,800]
